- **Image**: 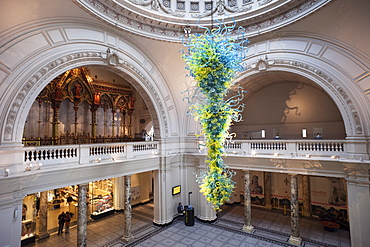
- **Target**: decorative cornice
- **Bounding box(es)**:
[73,0,332,42]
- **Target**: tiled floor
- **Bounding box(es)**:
[31,203,351,247]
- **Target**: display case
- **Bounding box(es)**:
[89,179,114,220]
[21,194,36,246]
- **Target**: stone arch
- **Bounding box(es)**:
[184,34,370,139]
[0,23,177,145]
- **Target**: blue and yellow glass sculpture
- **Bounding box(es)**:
[182,20,249,210]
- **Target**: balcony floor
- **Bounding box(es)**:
[31,203,350,247]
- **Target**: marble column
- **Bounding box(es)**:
[288,174,302,246]
[242,170,254,233]
[77,183,88,247]
[122,175,134,243]
[38,191,50,240]
[302,175,311,217]
[264,172,272,210]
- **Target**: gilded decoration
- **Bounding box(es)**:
[23,68,137,146]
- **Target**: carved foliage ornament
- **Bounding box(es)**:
[192,0,252,18]
[129,0,185,17]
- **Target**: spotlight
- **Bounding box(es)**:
[251,151,257,156]
[274,153,279,157]
[4,168,10,177]
[305,154,311,158]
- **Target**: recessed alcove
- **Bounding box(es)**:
[229,71,346,140]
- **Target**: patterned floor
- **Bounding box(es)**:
[32,203,351,247]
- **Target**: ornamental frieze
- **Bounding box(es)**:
[73,0,332,42]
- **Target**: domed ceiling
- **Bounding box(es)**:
[74,0,332,42]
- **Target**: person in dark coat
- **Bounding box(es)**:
[177,202,184,216]
[57,212,66,235]
[64,212,72,233]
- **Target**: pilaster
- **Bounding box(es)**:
[113,176,125,211]
[264,172,272,210]
[153,160,173,225]
[346,167,370,247]
[302,175,311,217]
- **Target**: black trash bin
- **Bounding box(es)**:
[184,205,194,226]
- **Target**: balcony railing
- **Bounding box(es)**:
[223,140,347,158]
[23,139,362,168]
[23,141,159,167]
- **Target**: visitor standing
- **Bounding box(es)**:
[64,212,72,233]
[22,204,27,220]
[57,212,66,235]
[177,202,184,216]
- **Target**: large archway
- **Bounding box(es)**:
[0,20,179,148]
[185,33,370,141]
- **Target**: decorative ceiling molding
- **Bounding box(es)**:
[129,0,185,17]
[191,0,253,19]
[73,0,333,42]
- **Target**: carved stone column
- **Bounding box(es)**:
[103,106,108,137]
[73,105,79,141]
[51,85,63,145]
[121,109,126,137]
[264,172,272,210]
[111,109,116,137]
[122,175,134,243]
[51,105,61,145]
[288,174,302,246]
[38,191,49,240]
[302,175,311,217]
[127,109,134,138]
[77,183,88,247]
[90,105,99,140]
[242,170,254,233]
